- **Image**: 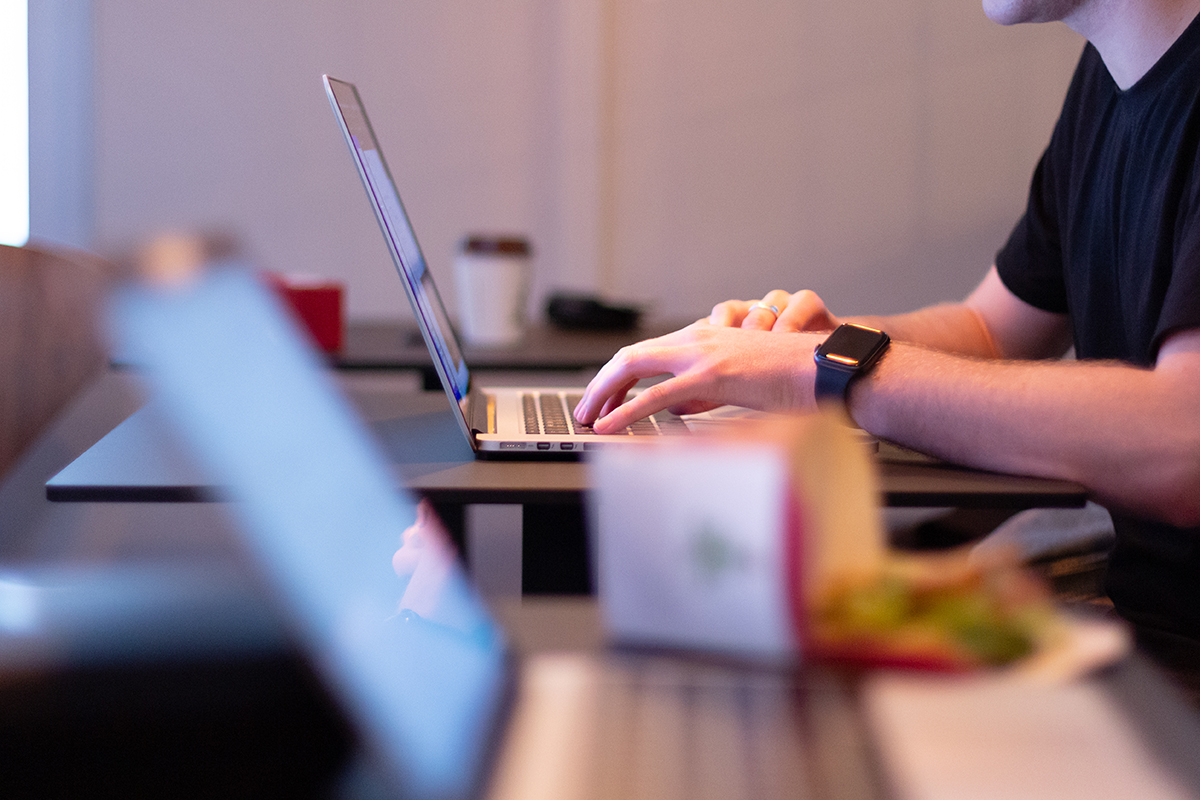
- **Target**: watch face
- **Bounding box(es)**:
[816,324,888,368]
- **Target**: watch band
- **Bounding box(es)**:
[814,361,855,404]
[812,323,890,406]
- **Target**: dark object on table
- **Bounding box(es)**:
[0,652,352,799]
[546,293,641,331]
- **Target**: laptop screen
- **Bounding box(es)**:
[110,266,506,799]
[324,76,471,405]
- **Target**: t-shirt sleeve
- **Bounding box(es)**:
[1156,157,1200,351]
[995,149,1070,314]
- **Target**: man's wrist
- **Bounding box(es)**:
[812,323,891,407]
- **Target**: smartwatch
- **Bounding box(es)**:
[813,323,890,406]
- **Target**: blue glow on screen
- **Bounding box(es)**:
[356,143,470,400]
[328,75,471,402]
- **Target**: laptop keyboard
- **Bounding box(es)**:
[592,657,810,800]
[493,654,834,800]
[522,392,690,437]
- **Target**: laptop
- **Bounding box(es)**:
[323,74,705,458]
[108,266,821,799]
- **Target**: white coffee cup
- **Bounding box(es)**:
[454,235,531,347]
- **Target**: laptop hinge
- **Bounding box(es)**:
[467,385,493,434]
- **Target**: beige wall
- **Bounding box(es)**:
[92,0,1082,322]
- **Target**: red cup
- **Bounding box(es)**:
[264,273,344,354]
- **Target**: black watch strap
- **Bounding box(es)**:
[812,323,890,406]
[814,362,855,404]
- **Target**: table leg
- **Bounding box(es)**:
[430,501,466,553]
[522,504,592,595]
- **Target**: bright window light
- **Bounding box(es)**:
[0,0,30,247]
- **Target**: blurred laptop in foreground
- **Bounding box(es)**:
[110,252,813,799]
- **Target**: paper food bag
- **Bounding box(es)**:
[589,410,884,661]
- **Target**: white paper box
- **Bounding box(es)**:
[590,440,799,661]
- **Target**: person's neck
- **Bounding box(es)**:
[1066,0,1200,89]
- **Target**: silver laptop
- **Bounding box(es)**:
[323,75,701,457]
[108,266,819,799]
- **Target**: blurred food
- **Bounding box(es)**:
[810,549,1063,671]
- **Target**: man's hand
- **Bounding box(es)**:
[392,498,452,579]
[708,288,842,333]
[572,324,824,433]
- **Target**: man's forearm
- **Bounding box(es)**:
[846,303,1000,359]
[844,266,1072,361]
[850,342,1200,527]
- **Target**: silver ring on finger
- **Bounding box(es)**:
[750,301,781,318]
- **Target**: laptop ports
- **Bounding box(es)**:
[560,442,576,451]
[537,442,552,450]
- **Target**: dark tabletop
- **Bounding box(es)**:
[46,372,1087,509]
[337,319,690,373]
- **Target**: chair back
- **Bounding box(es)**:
[0,243,112,479]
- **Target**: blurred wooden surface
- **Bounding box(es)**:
[0,243,112,480]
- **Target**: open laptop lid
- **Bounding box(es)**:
[323,75,481,446]
[109,265,507,799]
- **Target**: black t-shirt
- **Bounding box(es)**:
[996,15,1200,636]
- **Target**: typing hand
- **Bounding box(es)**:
[572,325,823,434]
[708,289,842,333]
